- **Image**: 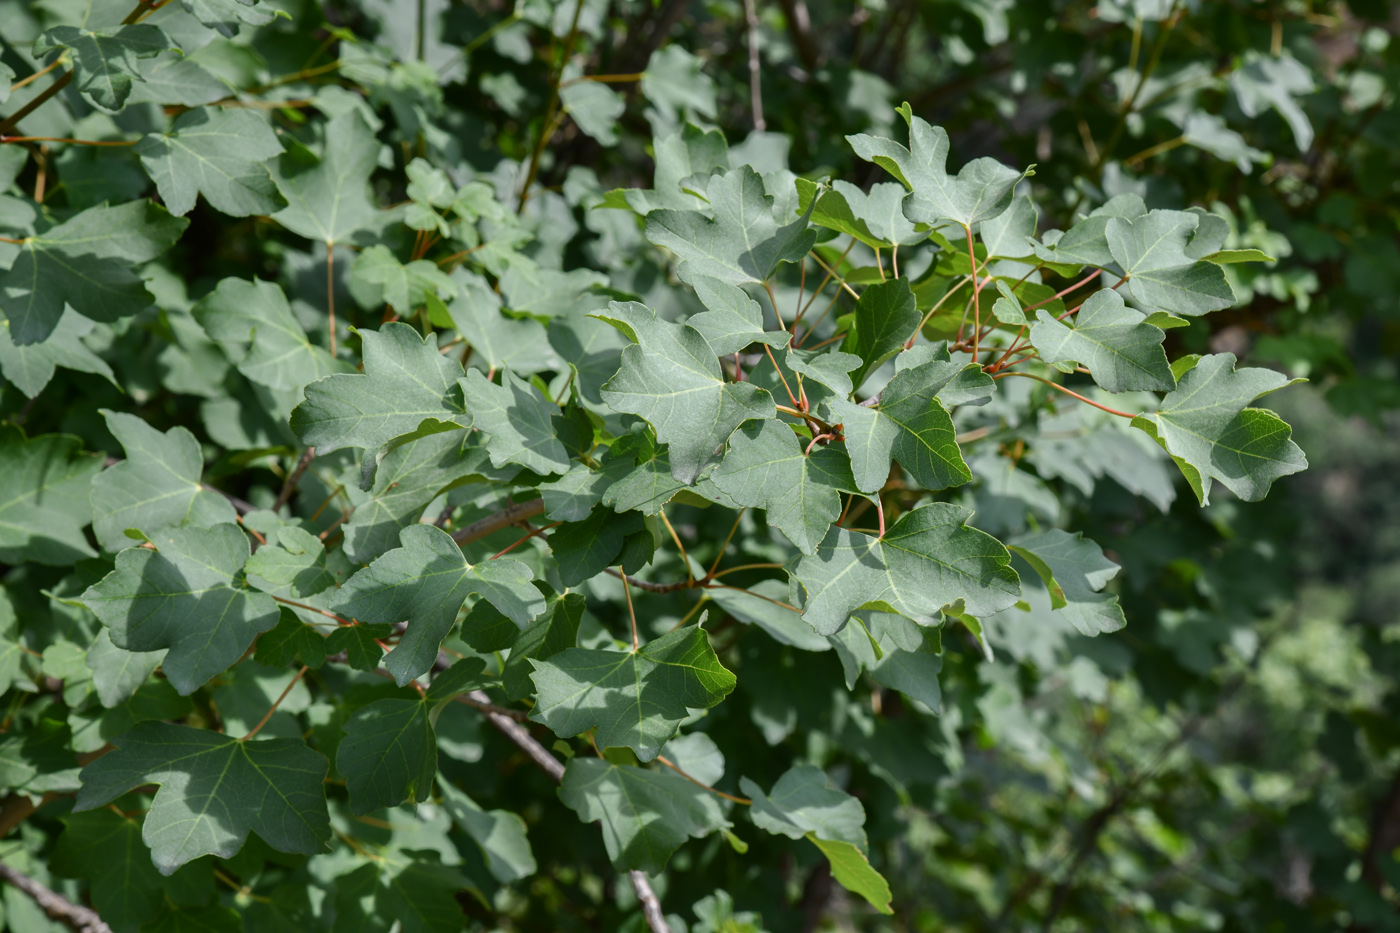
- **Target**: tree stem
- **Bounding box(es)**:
[272,447,316,512]
[242,666,309,740]
[993,372,1137,418]
[0,71,73,136]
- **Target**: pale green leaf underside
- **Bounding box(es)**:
[135,107,284,217]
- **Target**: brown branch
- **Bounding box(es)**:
[272,447,316,512]
[0,862,112,933]
[451,498,546,546]
[0,792,55,839]
[775,0,820,73]
[470,688,565,782]
[0,71,73,136]
[518,0,584,212]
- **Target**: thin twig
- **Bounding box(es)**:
[560,72,645,85]
[706,510,745,579]
[491,522,560,559]
[0,136,133,146]
[967,227,984,361]
[0,71,73,136]
[621,568,640,650]
[709,562,784,580]
[451,498,546,546]
[9,58,62,93]
[469,689,565,781]
[659,510,694,582]
[656,755,752,804]
[1021,270,1101,315]
[452,692,529,722]
[604,568,702,594]
[808,252,861,300]
[518,0,584,212]
[993,372,1138,418]
[272,596,353,626]
[905,273,974,349]
[242,666,308,740]
[764,346,800,407]
[273,447,316,512]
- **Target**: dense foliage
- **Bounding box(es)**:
[0,0,1393,930]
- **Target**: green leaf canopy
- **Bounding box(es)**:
[459,370,571,476]
[1009,530,1126,636]
[1106,210,1236,316]
[848,110,1027,230]
[742,763,868,849]
[193,277,349,392]
[34,25,173,111]
[90,410,236,554]
[595,302,774,484]
[337,660,491,814]
[791,502,1021,636]
[135,107,285,217]
[81,523,279,695]
[270,111,380,246]
[531,623,737,761]
[1029,289,1174,394]
[332,524,545,685]
[826,357,982,495]
[711,419,859,555]
[290,323,471,454]
[0,201,187,345]
[0,426,102,565]
[1131,353,1307,504]
[644,165,816,286]
[558,757,730,874]
[74,721,330,874]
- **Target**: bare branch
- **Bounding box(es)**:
[464,690,673,930]
[450,498,546,546]
[0,862,112,933]
[470,689,565,782]
[630,871,672,933]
